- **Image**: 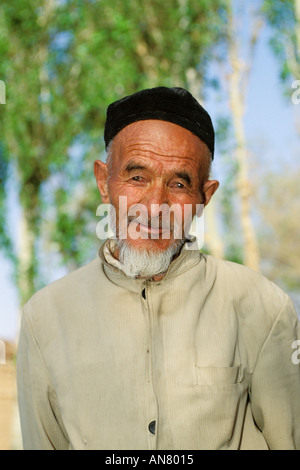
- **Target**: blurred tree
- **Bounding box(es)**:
[256,168,300,289]
[0,0,228,304]
[263,0,300,81]
[224,0,262,271]
[260,0,300,289]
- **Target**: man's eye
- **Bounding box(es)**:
[131,176,143,182]
[174,182,185,188]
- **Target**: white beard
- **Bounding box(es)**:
[117,239,185,279]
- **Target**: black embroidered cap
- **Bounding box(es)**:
[104,86,215,159]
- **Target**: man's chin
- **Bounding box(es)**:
[115,236,186,280]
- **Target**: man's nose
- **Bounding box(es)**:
[140,182,170,217]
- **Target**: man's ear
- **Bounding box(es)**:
[94,160,110,203]
[202,179,219,206]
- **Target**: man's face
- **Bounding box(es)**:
[95,120,218,255]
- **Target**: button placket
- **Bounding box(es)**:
[141,282,159,449]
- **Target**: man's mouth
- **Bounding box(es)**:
[131,220,171,238]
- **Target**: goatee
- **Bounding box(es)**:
[117,239,185,279]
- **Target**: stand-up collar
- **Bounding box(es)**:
[98,238,203,294]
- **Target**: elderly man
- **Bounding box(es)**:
[17,87,300,450]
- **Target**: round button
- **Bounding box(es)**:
[148,420,156,435]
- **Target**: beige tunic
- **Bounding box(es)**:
[17,241,300,450]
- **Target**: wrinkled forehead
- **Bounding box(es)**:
[110,120,210,162]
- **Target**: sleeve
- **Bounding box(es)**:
[250,295,300,450]
[16,305,69,450]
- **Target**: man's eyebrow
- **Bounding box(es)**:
[175,171,192,187]
[125,163,146,172]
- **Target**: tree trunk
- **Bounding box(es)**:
[17,208,36,306]
[186,70,225,258]
[227,2,260,272]
[204,198,225,259]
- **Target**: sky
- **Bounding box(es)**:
[0,22,299,342]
